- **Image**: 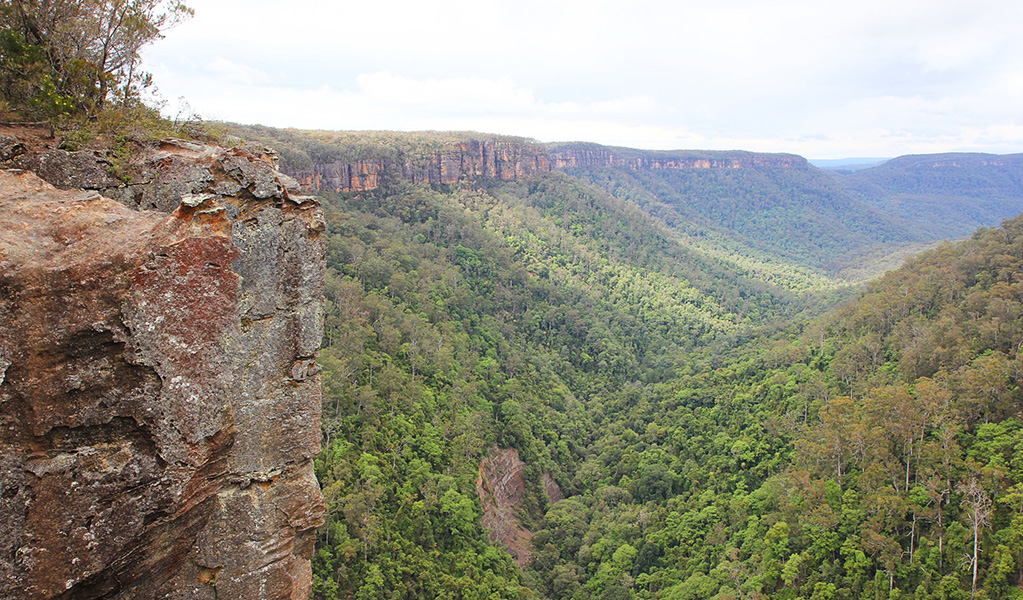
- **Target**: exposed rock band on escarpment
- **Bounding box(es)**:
[289,139,807,193]
[291,139,552,192]
[0,130,326,600]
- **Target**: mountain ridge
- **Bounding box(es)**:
[298,127,1023,600]
[225,126,1023,282]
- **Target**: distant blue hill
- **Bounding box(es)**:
[809,157,890,171]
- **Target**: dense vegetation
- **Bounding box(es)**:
[841,154,1023,241]
[308,147,1023,600]
[517,219,1023,600]
[310,171,814,599]
[0,0,209,160]
[558,161,929,280]
[554,147,1023,283]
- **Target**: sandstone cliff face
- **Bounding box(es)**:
[287,138,806,193]
[0,131,325,600]
[291,139,551,193]
[548,144,808,170]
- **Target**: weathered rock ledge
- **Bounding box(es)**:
[0,131,326,600]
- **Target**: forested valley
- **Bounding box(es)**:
[2,3,1020,597]
[241,129,1023,600]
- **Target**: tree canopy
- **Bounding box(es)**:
[0,0,191,118]
[301,160,1023,600]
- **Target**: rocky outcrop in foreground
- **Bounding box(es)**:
[0,132,325,600]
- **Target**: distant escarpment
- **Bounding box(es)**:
[841,152,1023,239]
[289,138,551,192]
[0,128,325,599]
[222,126,805,193]
[883,152,1023,170]
[225,126,1023,282]
[547,142,808,171]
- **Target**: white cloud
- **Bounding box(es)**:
[347,72,658,119]
[140,0,1023,158]
[206,57,270,85]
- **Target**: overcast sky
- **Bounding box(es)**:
[140,0,1023,159]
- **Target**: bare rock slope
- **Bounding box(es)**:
[0,131,325,599]
[476,447,563,568]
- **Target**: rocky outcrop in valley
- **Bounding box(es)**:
[475,447,562,568]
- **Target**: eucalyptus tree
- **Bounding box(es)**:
[0,0,192,116]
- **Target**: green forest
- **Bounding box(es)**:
[300,146,1023,600]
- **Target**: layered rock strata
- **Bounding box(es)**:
[0,135,325,600]
[291,139,551,193]
[476,448,534,567]
[475,447,563,568]
[548,144,808,170]
[288,138,806,194]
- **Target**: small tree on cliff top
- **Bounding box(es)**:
[0,0,192,119]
